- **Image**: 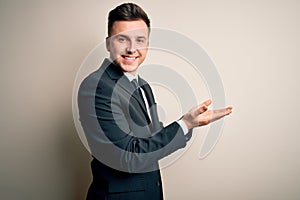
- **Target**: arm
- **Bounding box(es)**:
[78,76,187,173]
[78,71,232,173]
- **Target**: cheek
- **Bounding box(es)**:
[140,48,148,57]
[109,48,123,60]
[110,42,126,54]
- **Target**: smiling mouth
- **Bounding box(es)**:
[121,55,139,61]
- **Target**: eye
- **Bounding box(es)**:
[137,38,146,43]
[117,36,127,43]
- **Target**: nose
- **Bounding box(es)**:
[126,40,137,54]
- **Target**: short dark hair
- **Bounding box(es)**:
[107,3,151,36]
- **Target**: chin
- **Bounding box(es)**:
[121,65,138,73]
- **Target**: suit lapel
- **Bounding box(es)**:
[104,59,150,122]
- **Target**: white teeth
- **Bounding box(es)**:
[124,57,136,60]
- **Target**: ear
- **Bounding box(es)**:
[106,37,110,52]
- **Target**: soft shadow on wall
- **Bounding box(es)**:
[57,113,92,200]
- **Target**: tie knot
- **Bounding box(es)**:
[131,79,139,89]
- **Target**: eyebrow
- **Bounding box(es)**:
[116,34,147,39]
[137,36,147,39]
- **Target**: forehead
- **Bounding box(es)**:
[110,20,149,37]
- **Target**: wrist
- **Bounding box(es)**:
[181,116,193,130]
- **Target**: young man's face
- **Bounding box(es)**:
[106,20,149,75]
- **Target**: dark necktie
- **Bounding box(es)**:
[131,79,147,112]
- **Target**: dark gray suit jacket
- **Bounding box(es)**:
[78,59,190,200]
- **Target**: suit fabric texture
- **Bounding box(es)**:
[78,59,189,200]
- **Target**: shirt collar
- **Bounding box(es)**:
[124,71,139,82]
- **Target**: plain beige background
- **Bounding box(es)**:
[1,0,300,199]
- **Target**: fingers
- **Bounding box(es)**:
[210,107,233,122]
[226,107,233,115]
[195,99,212,115]
[185,100,232,129]
[203,99,212,106]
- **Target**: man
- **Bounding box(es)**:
[78,3,232,200]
